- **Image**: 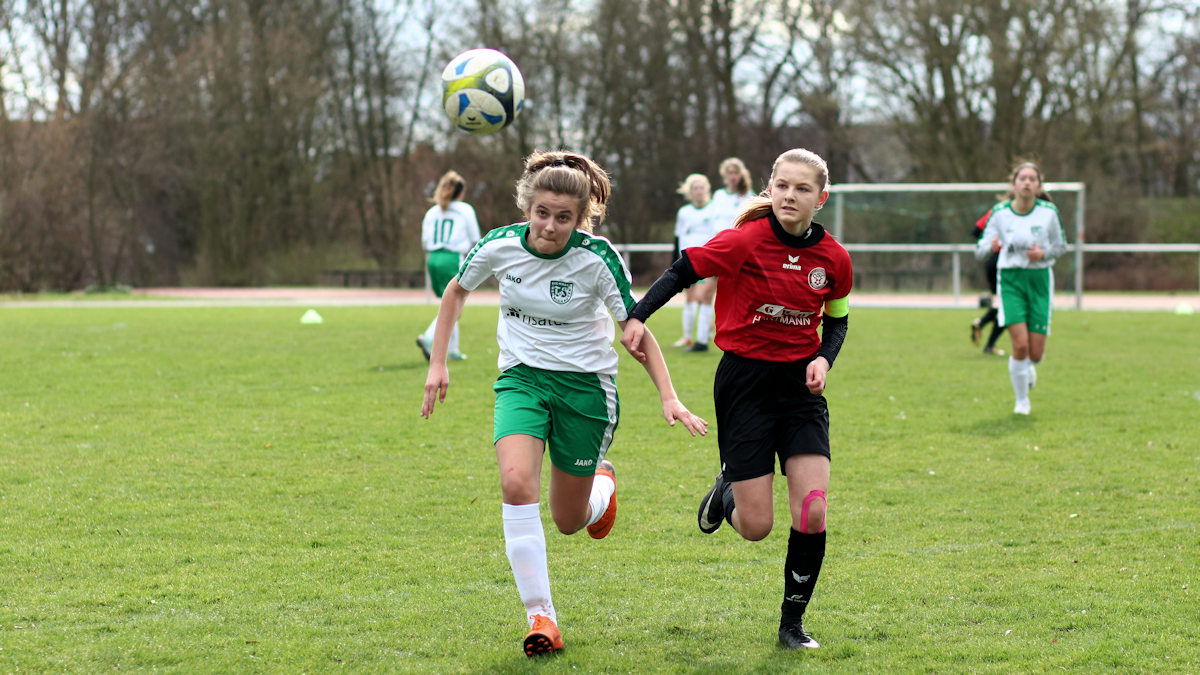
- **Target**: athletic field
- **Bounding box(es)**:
[1,297,1196,672]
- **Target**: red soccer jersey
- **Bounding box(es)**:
[685,215,853,362]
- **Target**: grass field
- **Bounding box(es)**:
[1,301,1197,673]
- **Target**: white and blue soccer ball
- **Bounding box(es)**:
[441,48,525,135]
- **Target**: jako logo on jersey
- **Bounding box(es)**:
[783,254,804,271]
[808,267,827,290]
[573,458,594,467]
[550,280,574,304]
[505,273,522,283]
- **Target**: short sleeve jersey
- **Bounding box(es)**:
[458,224,636,375]
[422,201,482,254]
[975,199,1067,269]
[709,188,754,232]
[674,201,719,250]
[684,214,853,362]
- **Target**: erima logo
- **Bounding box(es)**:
[573,458,594,467]
[783,254,803,271]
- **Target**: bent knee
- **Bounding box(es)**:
[733,511,773,541]
[554,521,584,536]
[738,522,772,541]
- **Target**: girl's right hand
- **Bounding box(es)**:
[620,319,648,362]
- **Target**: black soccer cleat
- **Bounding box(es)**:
[416,335,431,361]
[686,342,709,352]
[778,622,819,649]
[697,472,729,534]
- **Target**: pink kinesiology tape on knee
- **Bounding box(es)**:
[800,489,827,533]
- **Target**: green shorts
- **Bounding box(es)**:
[427,250,462,298]
[998,267,1054,335]
[493,364,619,476]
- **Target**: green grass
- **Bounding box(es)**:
[1,303,1197,672]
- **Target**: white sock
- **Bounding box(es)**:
[448,323,461,354]
[682,302,697,341]
[696,304,714,344]
[1009,356,1031,403]
[585,473,616,527]
[422,317,438,343]
[502,502,555,624]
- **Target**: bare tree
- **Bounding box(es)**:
[757,0,864,183]
[328,0,441,270]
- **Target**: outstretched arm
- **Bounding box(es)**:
[421,279,471,418]
[619,319,708,437]
[622,253,701,360]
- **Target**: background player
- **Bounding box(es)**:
[974,160,1067,415]
[970,206,1007,355]
[672,173,718,351]
[710,157,755,232]
[417,170,481,361]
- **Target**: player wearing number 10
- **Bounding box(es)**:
[418,170,482,361]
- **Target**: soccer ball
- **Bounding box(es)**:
[441,48,525,135]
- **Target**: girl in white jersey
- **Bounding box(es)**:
[684,158,756,352]
[710,157,755,234]
[974,160,1067,415]
[417,170,481,361]
[421,150,708,658]
[672,173,718,350]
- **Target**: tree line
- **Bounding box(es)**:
[1,0,1197,291]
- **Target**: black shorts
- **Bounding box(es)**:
[714,351,830,482]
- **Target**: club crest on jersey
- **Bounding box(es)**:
[808,267,827,290]
[549,280,574,304]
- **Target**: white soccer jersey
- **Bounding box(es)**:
[422,201,482,254]
[975,200,1067,269]
[457,224,636,375]
[709,188,754,232]
[675,201,719,250]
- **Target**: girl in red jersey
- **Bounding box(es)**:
[622,148,851,650]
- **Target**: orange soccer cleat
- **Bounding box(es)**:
[523,614,564,657]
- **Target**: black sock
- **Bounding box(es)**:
[781,528,826,625]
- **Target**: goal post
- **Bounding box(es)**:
[828,182,1087,309]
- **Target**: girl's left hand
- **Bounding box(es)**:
[806,357,830,395]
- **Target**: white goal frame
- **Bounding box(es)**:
[828,182,1088,309]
